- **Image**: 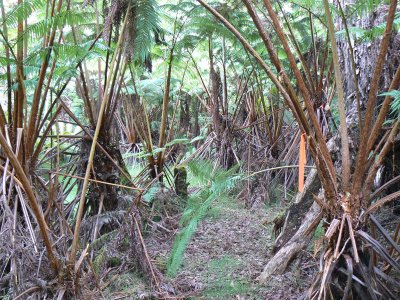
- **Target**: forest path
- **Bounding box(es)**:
[171,198,315,299]
[104,194,315,299]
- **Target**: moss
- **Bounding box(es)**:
[200,256,252,299]
[174,166,189,198]
[122,237,130,248]
[103,272,148,296]
[93,248,105,274]
[108,257,122,268]
[155,254,168,272]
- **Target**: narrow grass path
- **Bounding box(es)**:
[104,194,316,299]
[172,198,314,299]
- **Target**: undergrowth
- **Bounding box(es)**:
[201,255,252,299]
[102,271,148,298]
[166,160,242,277]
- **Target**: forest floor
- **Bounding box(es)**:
[104,190,318,299]
[169,198,317,299]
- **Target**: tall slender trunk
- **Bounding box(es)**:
[156,46,174,178]
[0,0,11,132]
[15,0,25,152]
[222,36,228,115]
[209,37,221,138]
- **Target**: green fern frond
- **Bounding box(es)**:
[289,0,324,11]
[12,65,41,77]
[337,12,400,42]
[166,193,212,277]
[1,0,45,28]
[187,159,215,185]
[380,90,400,119]
[53,42,104,61]
[178,190,207,226]
[0,56,16,66]
[162,1,197,13]
[132,0,160,63]
[345,0,384,18]
[166,160,242,277]
[17,11,95,43]
[143,182,161,204]
[11,78,38,91]
[52,65,79,79]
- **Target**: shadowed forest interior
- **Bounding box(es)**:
[0,0,400,299]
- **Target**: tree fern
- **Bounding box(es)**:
[0,56,15,66]
[52,42,106,61]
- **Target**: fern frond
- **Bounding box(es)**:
[1,0,45,28]
[17,11,95,43]
[167,191,215,277]
[132,0,160,63]
[166,160,242,277]
[336,12,400,42]
[345,0,385,18]
[380,90,400,119]
[143,182,161,204]
[11,78,38,91]
[0,56,16,66]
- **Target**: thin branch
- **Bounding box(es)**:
[50,171,143,191]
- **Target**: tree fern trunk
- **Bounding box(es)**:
[337,0,400,129]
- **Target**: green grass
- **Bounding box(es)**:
[308,222,325,252]
[166,160,242,277]
[205,194,242,220]
[103,271,148,298]
[198,255,252,299]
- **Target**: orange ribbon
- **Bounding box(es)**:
[299,133,306,192]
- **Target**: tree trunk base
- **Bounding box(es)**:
[259,202,322,282]
[273,167,320,253]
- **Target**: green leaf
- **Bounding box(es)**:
[380,90,400,119]
[165,138,190,147]
[190,136,204,143]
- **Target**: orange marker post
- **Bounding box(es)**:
[299,133,306,192]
